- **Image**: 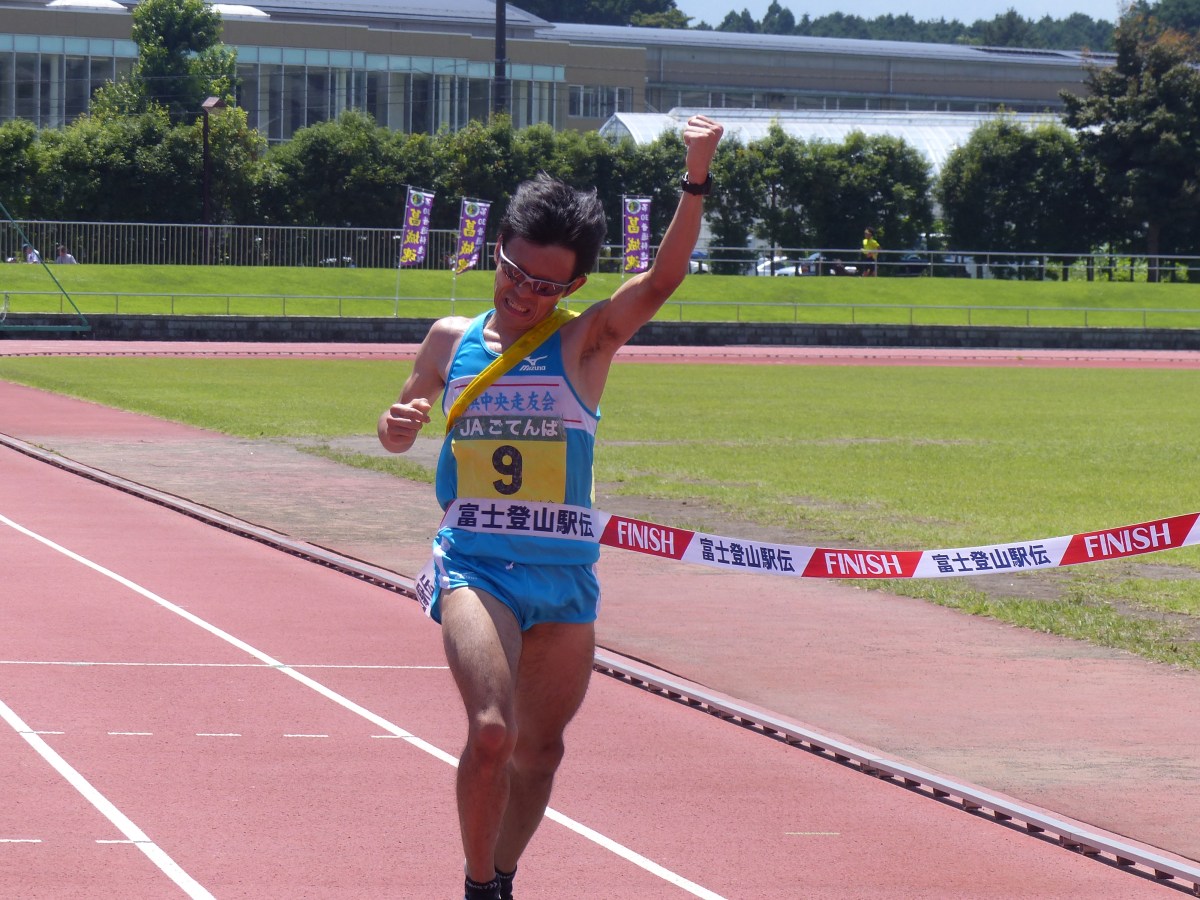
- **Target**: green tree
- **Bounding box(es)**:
[0,119,38,218]
[621,129,691,248]
[632,9,690,28]
[190,106,268,225]
[717,9,759,32]
[551,127,630,240]
[432,117,516,230]
[517,0,681,26]
[509,122,559,186]
[95,0,236,123]
[28,109,170,221]
[761,1,796,35]
[1038,13,1114,51]
[25,105,261,225]
[815,132,933,254]
[706,138,759,272]
[936,117,1102,257]
[259,110,405,227]
[746,125,812,256]
[979,10,1042,48]
[1152,0,1200,33]
[805,12,872,39]
[1062,8,1200,277]
[723,5,1113,49]
[868,15,928,43]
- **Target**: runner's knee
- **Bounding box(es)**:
[512,735,565,777]
[468,713,517,763]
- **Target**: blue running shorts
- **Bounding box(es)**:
[427,539,601,631]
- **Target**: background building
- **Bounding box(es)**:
[1,0,1103,142]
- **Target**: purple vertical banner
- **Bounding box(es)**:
[454,199,491,274]
[398,186,436,267]
[622,196,652,274]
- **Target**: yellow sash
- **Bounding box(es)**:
[444,307,578,434]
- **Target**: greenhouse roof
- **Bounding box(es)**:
[600,108,1065,176]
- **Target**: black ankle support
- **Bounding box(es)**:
[465,875,500,900]
[496,867,516,900]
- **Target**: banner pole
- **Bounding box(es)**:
[393,232,403,317]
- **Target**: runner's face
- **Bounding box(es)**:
[493,238,579,329]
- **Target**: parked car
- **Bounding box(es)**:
[893,252,931,276]
[770,264,807,276]
[937,254,1033,279]
[751,255,792,275]
[937,252,976,277]
[799,252,858,276]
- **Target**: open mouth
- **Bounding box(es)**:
[503,295,531,316]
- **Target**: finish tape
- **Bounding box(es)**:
[437,500,1200,580]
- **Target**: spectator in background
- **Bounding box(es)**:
[55,244,77,264]
[22,243,41,264]
[861,228,880,277]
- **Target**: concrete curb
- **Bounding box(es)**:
[5,313,1200,351]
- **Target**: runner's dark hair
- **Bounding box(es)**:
[498,173,607,280]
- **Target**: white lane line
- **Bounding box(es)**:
[108,732,153,737]
[0,838,42,843]
[0,696,213,899]
[196,733,241,738]
[1,510,726,900]
[786,831,841,836]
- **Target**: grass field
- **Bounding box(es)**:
[1,355,1197,670]
[5,264,1200,328]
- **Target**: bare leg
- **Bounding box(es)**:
[440,587,523,884]
[494,620,595,872]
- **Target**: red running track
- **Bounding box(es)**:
[0,439,1179,898]
[3,339,1200,368]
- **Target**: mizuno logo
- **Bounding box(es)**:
[521,354,548,369]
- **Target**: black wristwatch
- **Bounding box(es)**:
[680,173,713,196]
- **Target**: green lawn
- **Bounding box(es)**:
[1,355,1197,669]
[4,264,1200,327]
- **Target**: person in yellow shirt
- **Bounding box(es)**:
[861,227,880,276]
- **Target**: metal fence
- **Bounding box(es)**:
[5,220,1200,283]
[700,247,1200,283]
[2,221,467,269]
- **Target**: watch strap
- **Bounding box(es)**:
[680,173,713,196]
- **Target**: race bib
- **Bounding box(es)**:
[451,414,567,503]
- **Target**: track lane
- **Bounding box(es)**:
[1,448,731,897]
[1,462,694,897]
[0,715,185,900]
[1,442,1185,897]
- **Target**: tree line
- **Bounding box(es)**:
[2,3,1198,278]
[520,0,1200,52]
[517,0,1116,50]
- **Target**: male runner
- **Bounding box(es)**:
[378,114,723,900]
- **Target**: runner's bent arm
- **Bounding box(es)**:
[575,115,723,357]
[377,317,465,453]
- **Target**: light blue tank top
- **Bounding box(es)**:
[435,311,600,565]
